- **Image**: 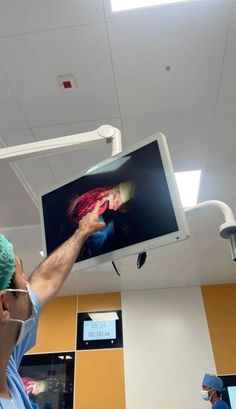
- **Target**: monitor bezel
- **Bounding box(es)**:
[39,132,190,271]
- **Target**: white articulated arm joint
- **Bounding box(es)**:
[185,200,236,262]
[97,125,122,156]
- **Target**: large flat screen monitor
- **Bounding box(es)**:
[40,132,189,270]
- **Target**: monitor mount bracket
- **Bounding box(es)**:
[185,200,236,262]
[136,201,236,271]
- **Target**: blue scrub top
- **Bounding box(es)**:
[213,399,231,409]
[0,288,40,409]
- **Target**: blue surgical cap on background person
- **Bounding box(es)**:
[202,374,223,392]
[0,234,15,290]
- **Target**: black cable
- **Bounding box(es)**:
[112,261,120,276]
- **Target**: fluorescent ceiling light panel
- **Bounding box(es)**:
[88,312,119,321]
[111,0,189,12]
[175,170,201,208]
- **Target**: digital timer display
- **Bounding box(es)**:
[83,320,116,341]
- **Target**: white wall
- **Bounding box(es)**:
[122,286,216,409]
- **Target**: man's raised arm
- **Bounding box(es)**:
[29,201,105,310]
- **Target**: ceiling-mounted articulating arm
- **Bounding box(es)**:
[185,200,235,223]
[185,200,236,262]
[0,125,122,162]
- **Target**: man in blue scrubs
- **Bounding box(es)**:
[0,202,104,408]
[202,374,230,408]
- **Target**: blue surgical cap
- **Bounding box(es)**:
[202,374,223,392]
[0,234,15,290]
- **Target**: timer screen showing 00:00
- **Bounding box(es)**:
[83,320,116,341]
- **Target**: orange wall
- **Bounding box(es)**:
[30,296,77,353]
[29,292,125,409]
[75,292,125,409]
[201,284,236,374]
[74,349,126,409]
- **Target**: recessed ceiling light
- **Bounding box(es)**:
[111,0,189,12]
[175,170,201,208]
[39,251,44,257]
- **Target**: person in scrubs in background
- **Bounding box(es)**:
[201,374,230,409]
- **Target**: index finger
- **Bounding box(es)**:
[93,200,101,214]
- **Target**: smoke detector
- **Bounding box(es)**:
[58,74,77,89]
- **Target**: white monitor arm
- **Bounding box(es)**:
[0,124,122,161]
[185,201,236,262]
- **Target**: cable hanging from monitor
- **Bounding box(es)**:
[112,261,120,276]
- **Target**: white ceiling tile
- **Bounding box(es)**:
[0,129,56,195]
[32,118,122,140]
[45,143,112,182]
[58,264,122,295]
[32,118,122,181]
[0,162,39,228]
[0,0,104,37]
[31,183,59,198]
[192,240,236,284]
[207,104,236,166]
[0,24,119,127]
[16,252,44,277]
[107,6,230,115]
[0,225,42,252]
[122,107,214,171]
[14,157,57,187]
[1,128,35,146]
[218,8,236,105]
[199,163,236,207]
[0,70,29,131]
